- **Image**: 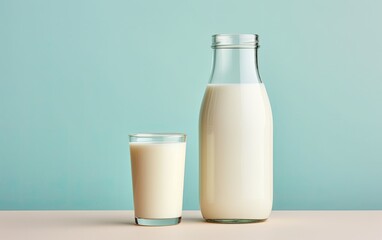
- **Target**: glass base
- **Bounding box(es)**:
[135,217,181,226]
[205,218,267,224]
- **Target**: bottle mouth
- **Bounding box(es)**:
[212,34,259,49]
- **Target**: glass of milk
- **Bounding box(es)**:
[129,133,186,226]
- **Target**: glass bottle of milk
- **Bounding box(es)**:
[199,34,273,223]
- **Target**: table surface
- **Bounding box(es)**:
[1,210,381,240]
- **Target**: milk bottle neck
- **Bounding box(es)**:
[210,48,261,84]
[209,34,261,84]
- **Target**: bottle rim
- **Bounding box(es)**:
[212,34,259,49]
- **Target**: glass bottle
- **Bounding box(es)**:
[199,34,273,223]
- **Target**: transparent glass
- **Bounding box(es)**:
[210,34,261,84]
[129,133,186,143]
[200,34,273,223]
[129,133,186,226]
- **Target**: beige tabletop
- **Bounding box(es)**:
[1,210,381,240]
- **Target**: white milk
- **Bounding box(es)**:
[199,83,273,220]
[130,142,186,219]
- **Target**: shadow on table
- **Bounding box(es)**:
[182,216,205,223]
[57,213,205,227]
[80,216,205,226]
[63,218,136,227]
[93,216,206,226]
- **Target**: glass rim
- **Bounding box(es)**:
[129,133,186,143]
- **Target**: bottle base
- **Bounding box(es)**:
[135,217,181,226]
[205,218,267,224]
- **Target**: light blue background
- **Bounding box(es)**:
[1,0,381,210]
